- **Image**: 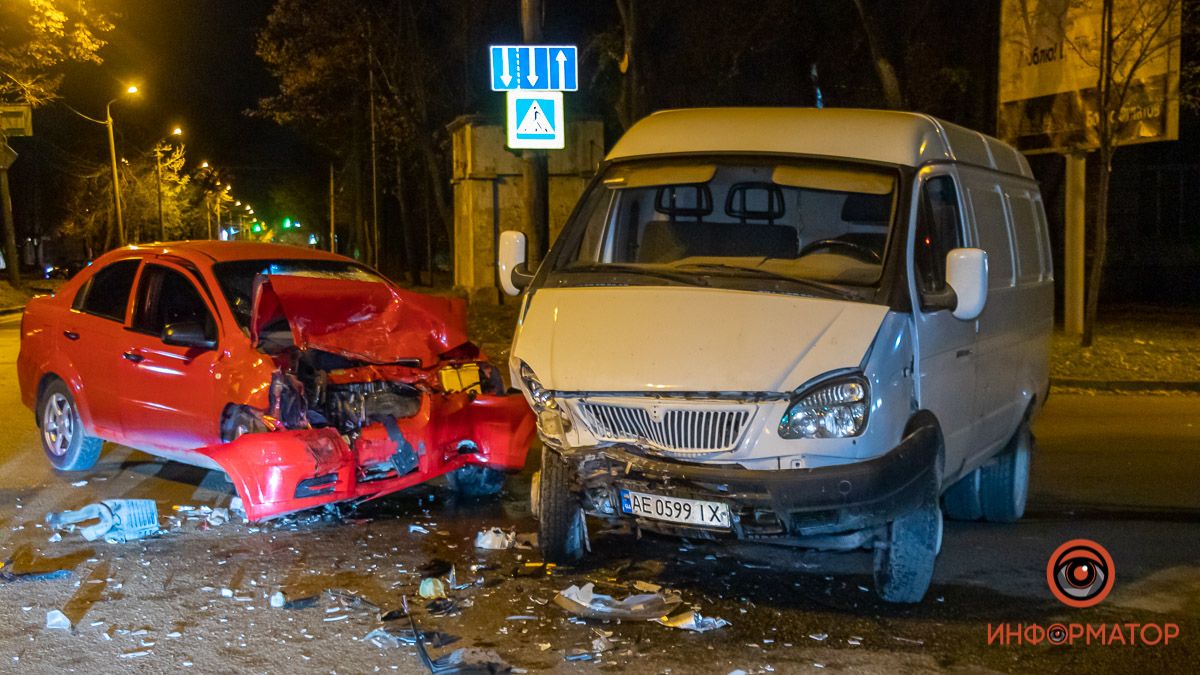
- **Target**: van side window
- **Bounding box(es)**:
[914,175,962,299]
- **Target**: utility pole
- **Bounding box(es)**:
[368,40,380,268]
[329,162,336,253]
[154,146,165,241]
[205,193,212,240]
[105,103,125,246]
[521,0,550,264]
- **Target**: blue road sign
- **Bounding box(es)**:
[506,91,564,149]
[490,45,577,91]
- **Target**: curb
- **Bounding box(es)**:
[1051,378,1200,393]
[0,306,23,316]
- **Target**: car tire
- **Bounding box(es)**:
[978,421,1033,523]
[941,469,983,521]
[446,465,507,497]
[38,380,102,472]
[873,495,941,603]
[221,405,267,442]
[537,446,585,564]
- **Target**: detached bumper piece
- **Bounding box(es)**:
[200,392,534,521]
[573,423,938,547]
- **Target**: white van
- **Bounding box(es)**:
[498,108,1052,603]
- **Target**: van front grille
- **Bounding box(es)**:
[576,401,751,454]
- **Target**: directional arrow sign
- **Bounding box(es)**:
[490,45,577,91]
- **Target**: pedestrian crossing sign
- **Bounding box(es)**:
[506,91,564,149]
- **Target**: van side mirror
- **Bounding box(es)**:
[498,230,535,296]
[945,248,988,321]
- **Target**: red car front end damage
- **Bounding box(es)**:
[198,274,534,521]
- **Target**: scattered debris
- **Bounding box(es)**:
[45,499,159,542]
[366,627,459,649]
[419,577,448,599]
[206,508,230,527]
[70,480,88,488]
[808,632,829,642]
[655,611,731,633]
[45,610,71,630]
[401,596,512,674]
[426,598,461,616]
[565,650,593,662]
[474,527,516,550]
[1,560,70,584]
[633,581,662,593]
[270,592,286,608]
[554,582,682,620]
[410,524,431,535]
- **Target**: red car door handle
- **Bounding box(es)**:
[63,331,79,340]
[122,351,144,363]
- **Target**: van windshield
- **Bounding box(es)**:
[553,157,899,292]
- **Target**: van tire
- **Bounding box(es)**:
[447,465,507,497]
[537,447,585,564]
[38,380,103,472]
[978,422,1032,523]
[873,496,941,603]
[941,469,983,521]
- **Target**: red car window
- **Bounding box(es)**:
[132,265,217,341]
[73,259,140,321]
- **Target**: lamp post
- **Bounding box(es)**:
[105,86,139,246]
[154,126,183,241]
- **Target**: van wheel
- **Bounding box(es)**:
[38,380,103,472]
[873,497,941,603]
[537,447,585,563]
[942,469,983,521]
[447,465,507,497]
[978,422,1033,523]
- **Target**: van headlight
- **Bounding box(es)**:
[779,375,868,439]
[519,362,557,411]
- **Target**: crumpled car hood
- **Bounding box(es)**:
[251,274,469,366]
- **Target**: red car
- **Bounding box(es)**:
[18,242,535,520]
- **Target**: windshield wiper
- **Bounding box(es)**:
[673,263,856,299]
[560,263,708,286]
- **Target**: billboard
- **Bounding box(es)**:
[998,0,1181,154]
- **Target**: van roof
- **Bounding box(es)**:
[606,108,1033,179]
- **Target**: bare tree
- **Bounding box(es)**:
[1065,0,1182,346]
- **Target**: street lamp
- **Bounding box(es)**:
[105,86,140,245]
[155,126,183,242]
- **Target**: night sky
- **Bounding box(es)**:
[26,1,317,221]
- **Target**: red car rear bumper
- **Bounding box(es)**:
[199,392,535,521]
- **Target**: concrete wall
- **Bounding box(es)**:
[450,116,603,303]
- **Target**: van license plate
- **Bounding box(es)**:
[619,489,731,529]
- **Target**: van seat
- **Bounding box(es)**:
[639,221,799,262]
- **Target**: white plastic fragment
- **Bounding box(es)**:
[473,527,516,550]
[45,610,71,630]
[553,582,682,620]
[409,524,430,534]
[71,480,88,488]
[655,611,731,633]
[270,591,286,608]
[418,577,447,599]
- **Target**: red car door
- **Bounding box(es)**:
[117,261,225,454]
[58,258,142,440]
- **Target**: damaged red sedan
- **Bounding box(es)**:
[18,242,535,520]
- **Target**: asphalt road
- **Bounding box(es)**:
[0,312,1196,674]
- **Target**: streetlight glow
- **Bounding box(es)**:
[126,85,139,94]
[200,161,209,168]
[172,127,183,136]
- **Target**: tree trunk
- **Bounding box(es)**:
[0,168,20,286]
[615,0,640,129]
[394,152,417,286]
[851,0,905,109]
[1081,151,1112,348]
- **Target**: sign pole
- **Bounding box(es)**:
[1063,152,1086,335]
[521,0,549,264]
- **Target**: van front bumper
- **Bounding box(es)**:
[567,422,938,547]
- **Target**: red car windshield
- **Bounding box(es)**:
[212,259,385,330]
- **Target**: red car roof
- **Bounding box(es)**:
[92,240,353,267]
